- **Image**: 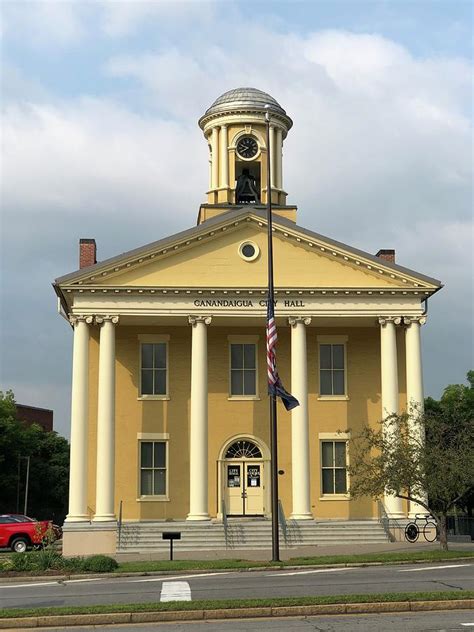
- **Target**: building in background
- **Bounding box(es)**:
[16,404,53,432]
[54,88,442,556]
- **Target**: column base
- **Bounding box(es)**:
[62,522,117,556]
[290,513,314,520]
[64,514,90,523]
[186,513,211,521]
[92,514,117,523]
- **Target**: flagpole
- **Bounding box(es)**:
[265,106,280,563]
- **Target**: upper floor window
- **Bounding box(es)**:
[139,336,169,398]
[230,342,257,397]
[318,337,347,397]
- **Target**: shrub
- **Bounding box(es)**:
[80,555,118,573]
[10,553,37,571]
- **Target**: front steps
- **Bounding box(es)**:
[117,519,389,552]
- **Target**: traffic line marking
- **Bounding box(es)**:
[160,581,191,602]
[460,624,474,627]
[0,581,58,589]
[271,568,356,577]
[132,571,233,583]
[399,564,472,572]
[63,578,104,584]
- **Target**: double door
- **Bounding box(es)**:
[225,461,264,516]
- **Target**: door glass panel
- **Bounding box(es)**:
[247,464,261,487]
[227,465,241,487]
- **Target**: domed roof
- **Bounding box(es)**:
[199,87,292,129]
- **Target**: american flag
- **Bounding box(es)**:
[266,299,299,411]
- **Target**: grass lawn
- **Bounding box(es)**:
[116,549,474,573]
[0,590,472,619]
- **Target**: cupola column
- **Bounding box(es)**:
[275,128,283,189]
[219,125,229,189]
[93,315,119,522]
[379,317,405,518]
[187,316,212,520]
[289,317,313,519]
[65,315,92,523]
[269,125,276,188]
[211,127,219,190]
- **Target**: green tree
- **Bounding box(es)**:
[348,373,474,550]
[0,391,70,523]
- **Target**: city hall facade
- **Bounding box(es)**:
[54,88,441,555]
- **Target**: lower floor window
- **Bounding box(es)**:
[321,440,348,494]
[140,441,167,496]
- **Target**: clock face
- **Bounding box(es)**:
[237,136,258,159]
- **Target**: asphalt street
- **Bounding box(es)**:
[0,562,473,609]
[1,611,474,631]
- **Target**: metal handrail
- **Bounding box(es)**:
[278,499,288,542]
[118,500,123,548]
[221,499,228,547]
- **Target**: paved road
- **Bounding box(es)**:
[2,611,474,631]
[0,562,472,609]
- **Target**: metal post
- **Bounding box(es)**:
[265,107,280,563]
[24,456,30,516]
[170,539,174,562]
[16,457,21,514]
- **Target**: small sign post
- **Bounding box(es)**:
[162,532,181,561]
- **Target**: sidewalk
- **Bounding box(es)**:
[115,540,473,562]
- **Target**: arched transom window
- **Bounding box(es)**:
[225,440,262,459]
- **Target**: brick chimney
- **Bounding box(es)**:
[79,238,97,269]
[375,249,395,263]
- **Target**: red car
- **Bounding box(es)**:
[0,514,62,553]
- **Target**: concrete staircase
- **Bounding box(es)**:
[117,519,389,553]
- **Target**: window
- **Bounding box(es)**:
[230,343,257,396]
[321,440,348,495]
[139,441,167,497]
[140,341,168,396]
[319,343,346,396]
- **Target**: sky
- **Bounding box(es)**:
[0,0,472,439]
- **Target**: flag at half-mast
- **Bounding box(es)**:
[266,298,299,411]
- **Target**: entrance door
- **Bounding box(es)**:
[225,461,264,516]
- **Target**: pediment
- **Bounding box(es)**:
[56,209,441,293]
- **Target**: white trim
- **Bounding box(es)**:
[238,241,260,262]
[318,432,351,440]
[227,396,261,401]
[317,395,350,401]
[228,335,259,342]
[317,335,348,343]
[138,337,169,398]
[137,433,170,440]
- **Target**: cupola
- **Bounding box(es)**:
[197,88,295,224]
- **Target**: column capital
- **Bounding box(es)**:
[378,316,402,326]
[95,315,120,326]
[69,315,94,327]
[404,315,427,326]
[188,315,212,327]
[288,316,312,327]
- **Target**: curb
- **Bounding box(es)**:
[0,599,472,628]
[0,556,473,584]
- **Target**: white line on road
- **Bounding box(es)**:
[270,568,357,577]
[63,578,104,584]
[132,571,233,583]
[460,624,474,627]
[0,582,59,589]
[160,581,191,602]
[399,564,472,573]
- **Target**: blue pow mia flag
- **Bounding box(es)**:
[266,299,299,411]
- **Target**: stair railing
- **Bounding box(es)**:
[117,500,123,548]
[377,499,405,542]
[278,499,288,544]
[221,499,228,548]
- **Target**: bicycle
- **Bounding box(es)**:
[405,513,439,543]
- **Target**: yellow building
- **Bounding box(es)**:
[54,88,442,556]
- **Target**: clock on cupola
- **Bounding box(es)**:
[198,87,293,211]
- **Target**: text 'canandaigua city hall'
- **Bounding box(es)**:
[54,88,442,556]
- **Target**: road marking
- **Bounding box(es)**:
[160,581,191,602]
[271,568,356,577]
[460,624,474,627]
[0,581,58,589]
[399,564,472,573]
[132,571,233,583]
[63,578,104,584]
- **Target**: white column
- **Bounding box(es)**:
[269,125,276,189]
[187,316,212,520]
[65,316,92,523]
[211,126,219,190]
[289,317,313,519]
[379,317,404,517]
[219,125,228,189]
[405,316,428,517]
[93,316,119,522]
[275,128,283,189]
